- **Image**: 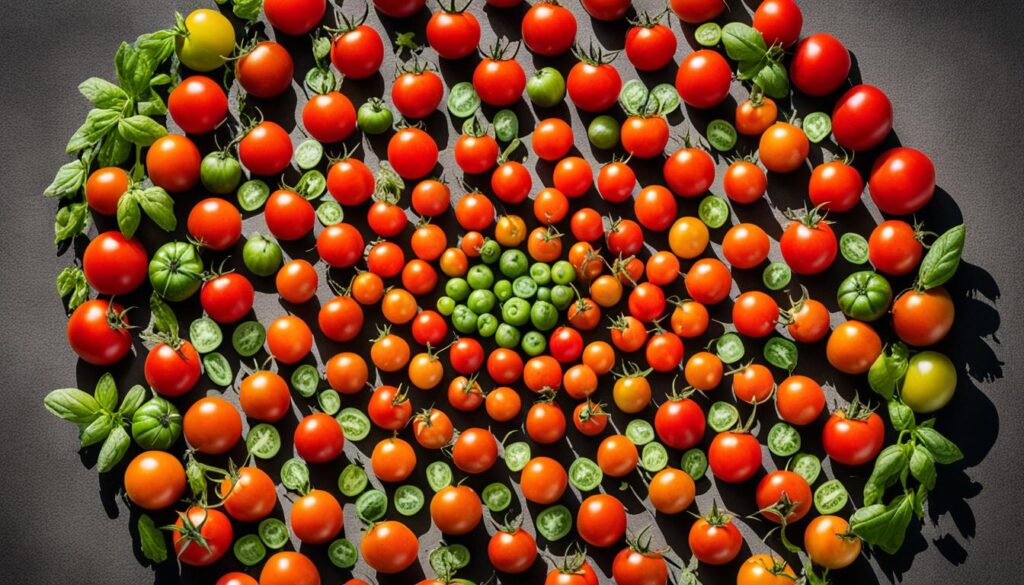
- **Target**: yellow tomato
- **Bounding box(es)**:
[668,216,709,259]
[901,351,957,413]
[494,214,527,247]
[176,9,235,72]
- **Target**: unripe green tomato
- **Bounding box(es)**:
[902,351,957,413]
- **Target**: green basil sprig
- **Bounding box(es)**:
[116,185,176,238]
[915,224,965,291]
[867,342,910,400]
[215,0,263,21]
[138,514,168,563]
[54,201,90,245]
[56,266,90,310]
[853,399,964,552]
[44,160,88,199]
[43,374,147,472]
[721,23,790,99]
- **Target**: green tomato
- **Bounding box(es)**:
[526,67,566,108]
[131,396,182,450]
[502,297,531,327]
[530,262,552,285]
[451,305,479,334]
[530,300,559,331]
[149,242,203,301]
[200,151,242,194]
[175,9,235,72]
[357,98,394,135]
[479,240,502,264]
[436,296,456,316]
[242,233,283,277]
[477,313,499,337]
[536,286,552,303]
[902,351,957,413]
[495,324,521,349]
[521,331,547,356]
[551,260,576,285]
[836,271,892,321]
[445,277,471,302]
[493,279,513,302]
[467,289,497,314]
[467,265,495,290]
[551,285,574,310]
[499,249,529,278]
[588,115,620,149]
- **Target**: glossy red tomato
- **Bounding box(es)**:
[626,19,676,71]
[373,0,425,18]
[634,185,677,231]
[655,397,705,450]
[606,218,644,257]
[361,521,419,574]
[868,219,923,275]
[780,214,838,274]
[264,0,325,35]
[266,315,313,364]
[236,41,293,98]
[488,527,537,574]
[491,161,532,204]
[67,299,132,365]
[685,258,732,305]
[868,147,936,215]
[452,427,498,474]
[328,157,375,206]
[664,147,715,197]
[331,25,384,79]
[723,161,767,204]
[597,161,636,202]
[202,273,254,324]
[291,489,343,544]
[146,134,200,192]
[567,58,622,112]
[82,231,147,295]
[809,161,864,212]
[388,127,438,179]
[473,49,526,106]
[832,84,894,151]
[84,167,129,215]
[733,291,780,338]
[578,494,627,548]
[612,545,668,585]
[670,0,724,22]
[756,471,813,523]
[145,340,201,397]
[522,2,576,56]
[621,116,670,159]
[303,91,356,143]
[219,466,276,522]
[187,197,242,250]
[689,507,743,565]
[753,0,803,47]
[239,121,292,176]
[368,384,412,430]
[790,33,851,96]
[173,507,233,566]
[265,190,314,241]
[823,403,885,466]
[168,75,227,134]
[581,0,630,21]
[775,375,826,425]
[260,552,320,585]
[427,7,480,59]
[318,222,365,267]
[709,431,761,483]
[676,50,731,109]
[722,223,770,269]
[183,397,241,455]
[295,413,344,463]
[455,133,499,174]
[392,69,444,119]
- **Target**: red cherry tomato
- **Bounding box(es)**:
[832,84,894,151]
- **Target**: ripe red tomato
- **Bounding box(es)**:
[219,466,276,522]
[868,147,936,215]
[629,282,666,323]
[689,506,742,565]
[239,121,293,176]
[373,0,425,18]
[85,167,129,215]
[67,299,132,365]
[146,134,200,192]
[621,115,670,159]
[291,489,343,544]
[597,160,636,202]
[868,219,923,275]
[431,484,483,534]
[184,396,241,455]
[145,340,201,397]
[733,291,780,338]
[759,122,809,173]
[491,161,532,204]
[676,50,731,109]
[361,521,418,574]
[664,147,715,197]
[633,185,677,231]
[567,56,622,112]
[295,412,345,463]
[455,133,500,174]
[685,258,732,305]
[328,157,375,205]
[827,320,882,374]
[264,0,325,35]
[392,69,444,119]
[240,370,291,422]
[173,507,233,566]
[367,199,407,238]
[488,527,537,574]
[82,231,147,295]
[368,385,412,431]
[823,402,885,466]
[581,0,630,20]
[236,41,293,98]
[266,315,313,364]
[388,127,438,179]
[832,84,894,151]
[318,222,365,267]
[655,397,705,449]
[787,296,830,343]
[790,33,851,96]
[303,91,356,143]
[756,470,812,523]
[775,375,826,425]
[473,46,526,106]
[522,2,577,56]
[202,273,254,324]
[449,337,484,375]
[331,25,384,79]
[808,160,864,212]
[780,213,838,274]
[626,19,676,71]
[753,0,803,47]
[670,0,725,23]
[520,456,568,504]
[124,451,185,510]
[188,197,242,250]
[578,494,627,548]
[612,544,668,585]
[533,118,574,160]
[722,223,770,269]
[265,190,314,241]
[452,427,498,474]
[735,97,778,136]
[892,287,955,347]
[261,552,320,585]
[723,160,767,204]
[168,75,227,134]
[427,7,480,59]
[709,431,761,483]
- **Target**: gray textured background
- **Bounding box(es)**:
[1,0,1022,583]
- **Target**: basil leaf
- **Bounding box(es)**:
[150,73,172,86]
[909,444,936,490]
[850,495,915,554]
[44,388,101,425]
[119,384,147,417]
[137,90,168,116]
[118,115,167,146]
[138,514,168,563]
[78,77,129,110]
[135,29,177,65]
[736,56,765,81]
[913,483,928,519]
[117,192,141,239]
[44,160,87,198]
[721,22,767,62]
[94,373,118,413]
[114,42,157,98]
[915,225,965,290]
[66,108,120,153]
[137,187,176,231]
[233,0,263,20]
[150,292,179,339]
[54,202,90,245]
[754,59,790,99]
[80,414,114,447]
[56,266,90,309]
[888,399,915,432]
[868,343,909,400]
[863,444,908,505]
[914,426,963,465]
[98,132,132,167]
[97,426,131,473]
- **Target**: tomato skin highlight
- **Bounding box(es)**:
[709,431,761,483]
[790,33,851,96]
[869,147,936,215]
[655,398,706,450]
[832,84,894,151]
[331,25,384,79]
[676,50,732,109]
[303,91,356,143]
[168,75,227,134]
[83,231,147,295]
